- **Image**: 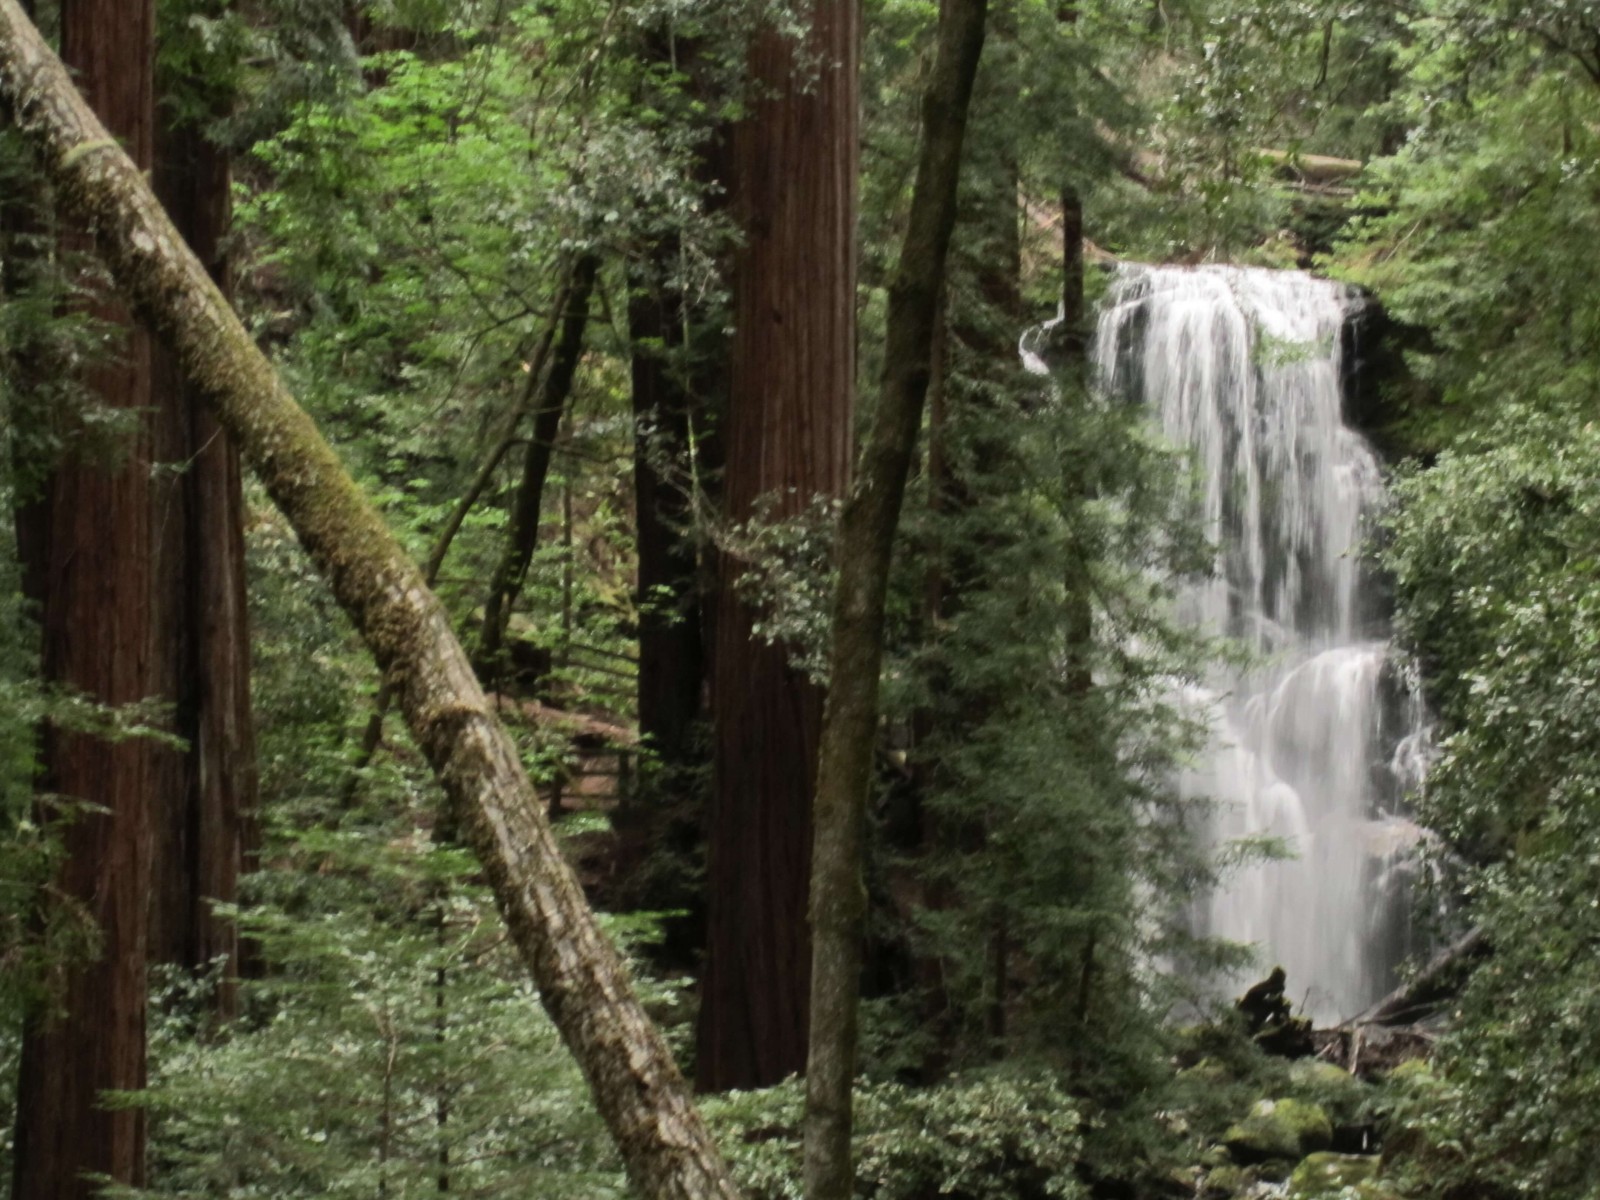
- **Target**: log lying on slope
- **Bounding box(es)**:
[0,7,739,1199]
[1258,149,1364,185]
[1347,926,1488,1029]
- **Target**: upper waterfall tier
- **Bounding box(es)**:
[1093,264,1427,1024]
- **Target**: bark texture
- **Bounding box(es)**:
[802,0,987,1192]
[147,14,256,1000]
[0,8,741,1197]
[698,0,859,1093]
[11,2,156,1194]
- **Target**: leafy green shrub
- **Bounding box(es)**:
[1380,417,1600,1199]
[703,1071,1086,1200]
[122,833,630,1200]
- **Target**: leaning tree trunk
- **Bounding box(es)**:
[802,0,988,1194]
[0,8,741,1198]
[10,1,157,1194]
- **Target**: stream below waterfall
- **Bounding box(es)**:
[1089,265,1430,1025]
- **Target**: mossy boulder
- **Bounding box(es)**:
[1383,1058,1435,1087]
[1256,1158,1297,1183]
[1287,1152,1379,1197]
[1201,1144,1234,1168]
[1224,1098,1334,1163]
[1287,1060,1376,1151]
[1203,1164,1258,1196]
[1288,1061,1365,1110]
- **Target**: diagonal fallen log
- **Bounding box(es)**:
[0,6,740,1197]
[1347,926,1488,1029]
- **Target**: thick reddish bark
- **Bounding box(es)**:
[697,0,859,1092]
[146,25,256,1003]
[11,2,156,1196]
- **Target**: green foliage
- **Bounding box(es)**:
[1338,12,1600,1193]
[842,4,1251,1177]
[703,1072,1087,1199]
[0,508,52,1174]
[122,823,630,1199]
[228,0,735,703]
[1379,419,1600,1198]
[882,308,1222,1087]
[130,493,655,1196]
[21,0,1583,1195]
[715,493,842,681]
[1065,0,1409,262]
[1336,50,1600,450]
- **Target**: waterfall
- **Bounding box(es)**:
[1092,265,1428,1024]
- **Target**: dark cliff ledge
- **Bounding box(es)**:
[1341,290,1442,463]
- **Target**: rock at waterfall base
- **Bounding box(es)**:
[1224,1097,1333,1163]
[1202,1164,1258,1196]
[1287,1152,1391,1198]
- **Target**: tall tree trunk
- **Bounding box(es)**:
[627,29,723,791]
[0,9,742,1196]
[1058,183,1085,358]
[147,0,256,1008]
[10,1,156,1195]
[1057,182,1092,696]
[629,234,712,786]
[697,0,860,1093]
[803,0,987,1192]
[476,252,599,684]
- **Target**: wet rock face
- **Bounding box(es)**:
[1339,292,1439,461]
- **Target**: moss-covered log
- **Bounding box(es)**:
[0,6,740,1197]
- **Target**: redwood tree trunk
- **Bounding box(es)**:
[0,9,742,1195]
[697,0,859,1092]
[803,0,987,1189]
[628,29,721,788]
[11,1,156,1195]
[147,7,256,1004]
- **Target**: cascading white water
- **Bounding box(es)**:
[1092,265,1428,1024]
